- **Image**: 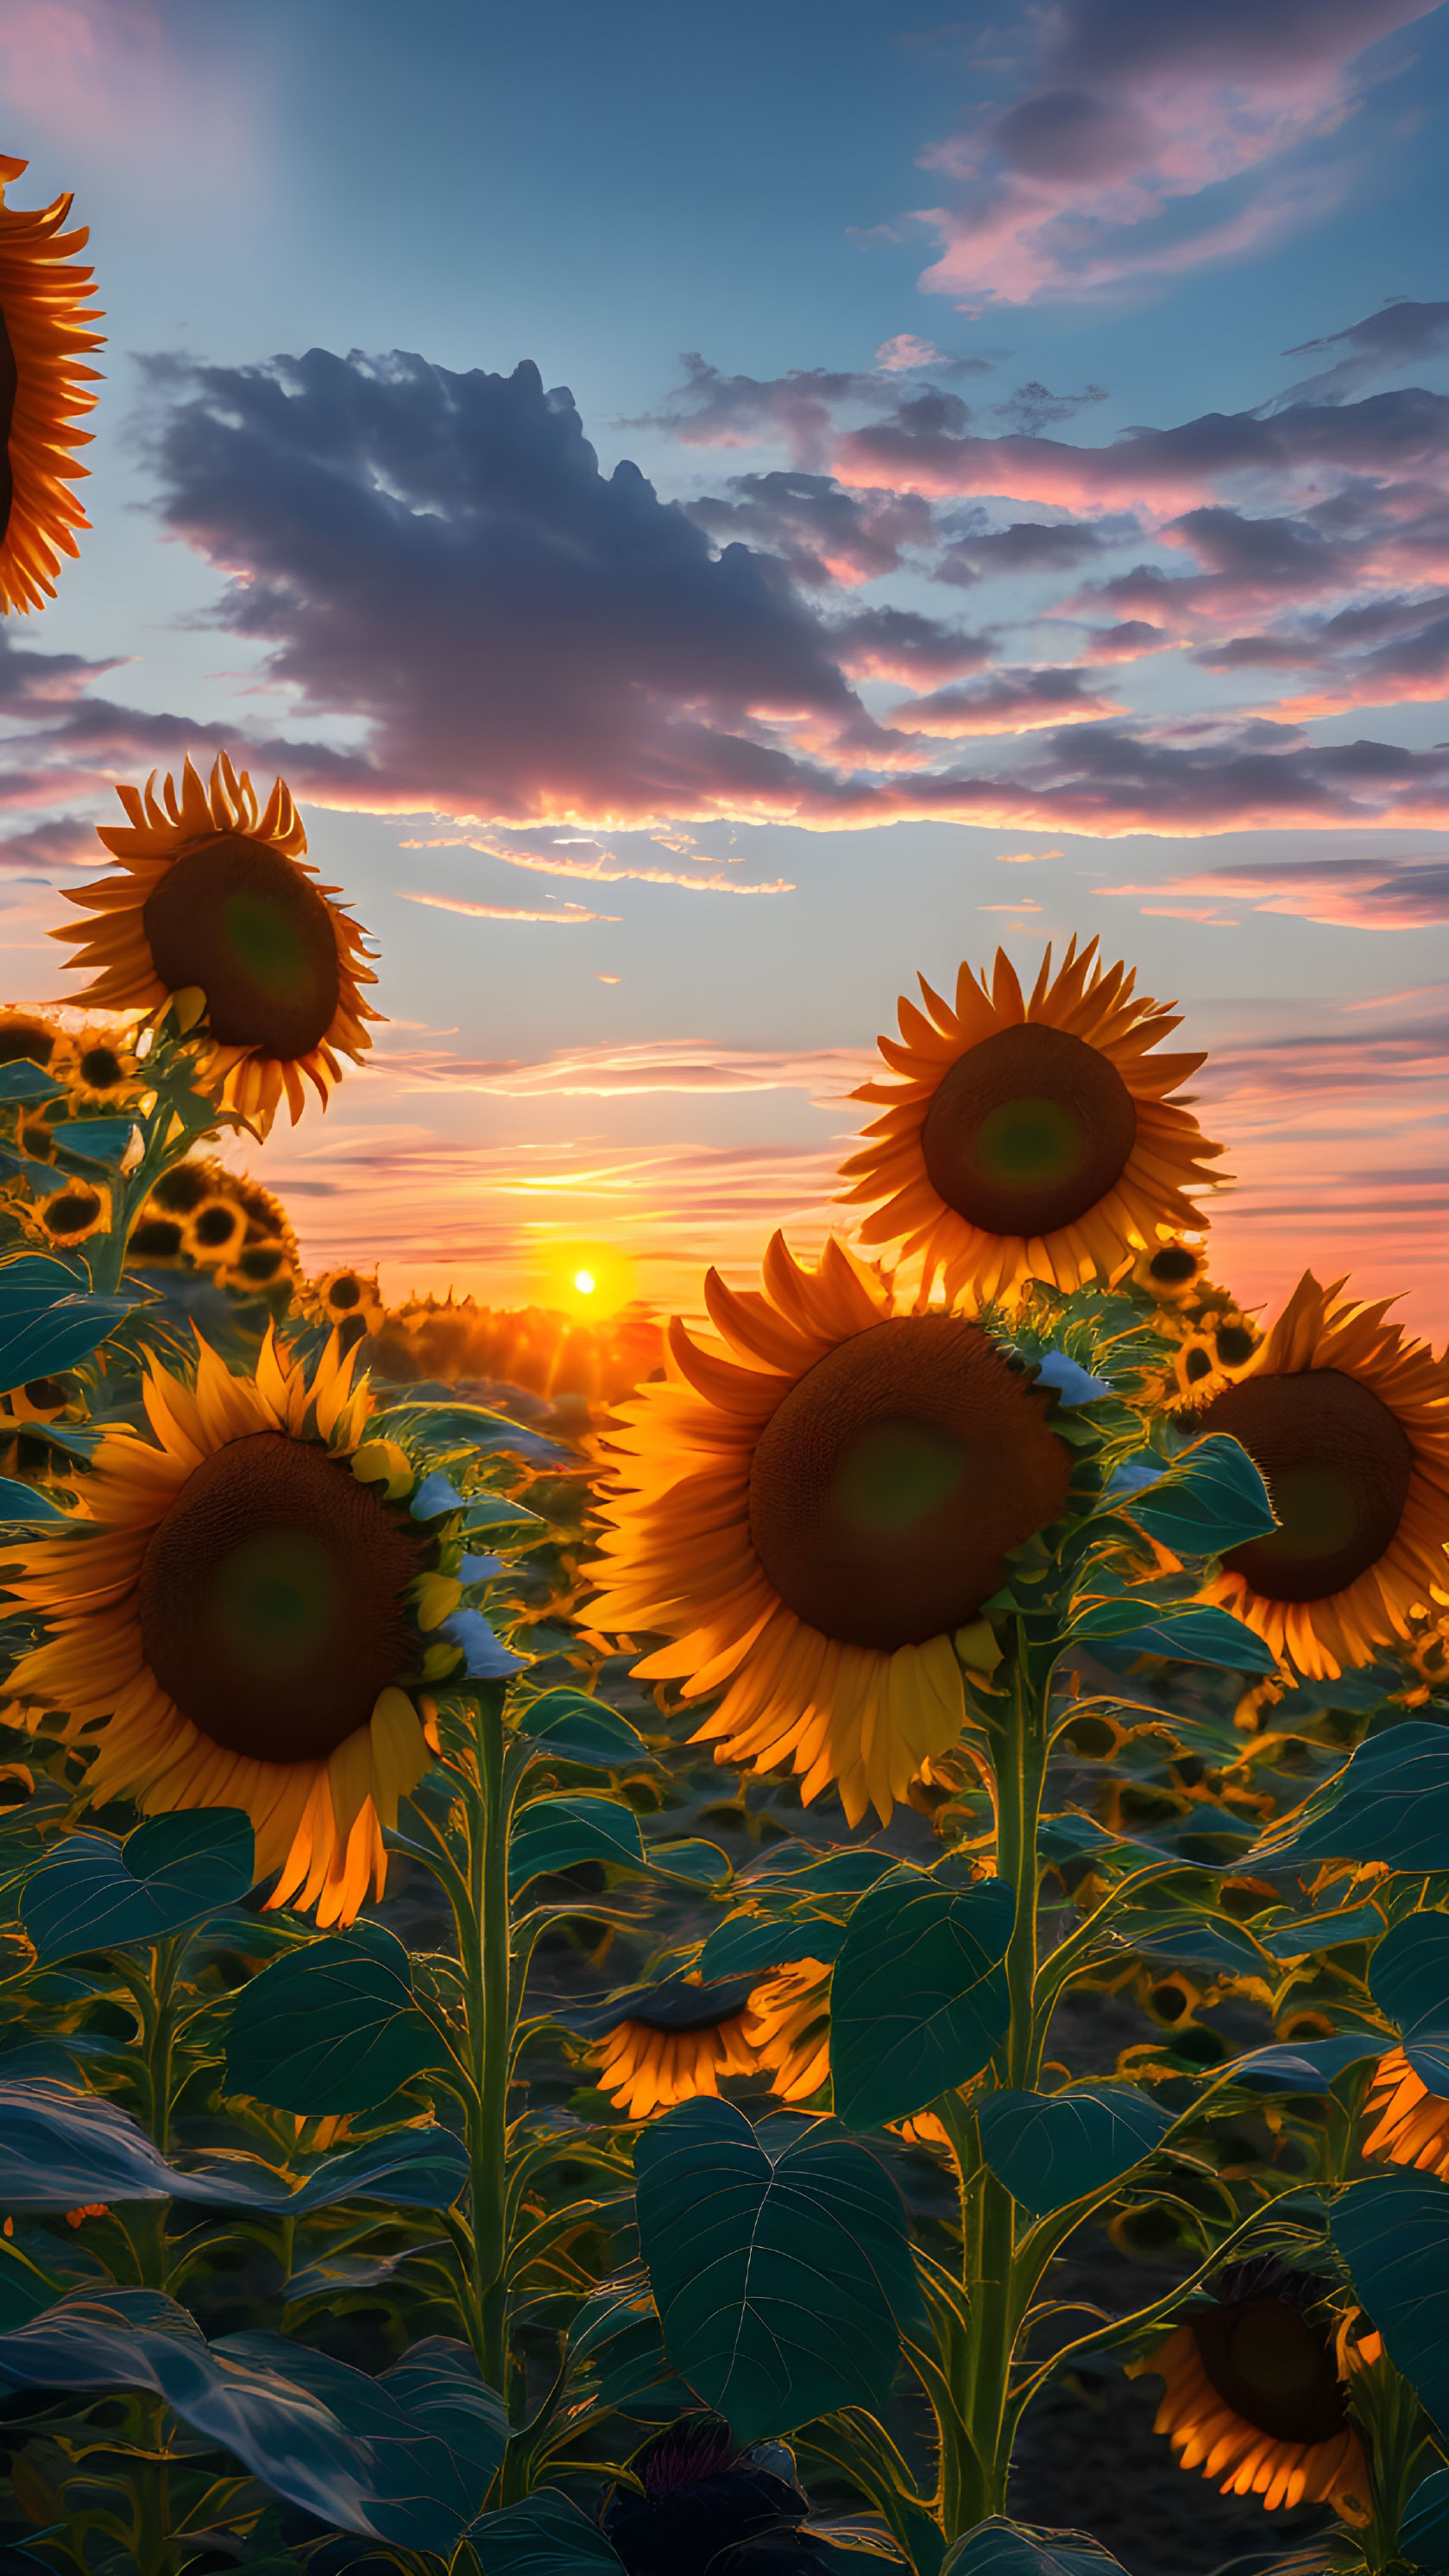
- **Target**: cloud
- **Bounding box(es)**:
[934,515,1115,585]
[630,349,991,467]
[400,830,795,895]
[375,1039,875,1101]
[883,666,1125,736]
[835,385,1449,514]
[685,470,936,587]
[828,606,993,683]
[902,0,1440,309]
[1270,299,1449,407]
[394,892,622,925]
[1095,852,1449,927]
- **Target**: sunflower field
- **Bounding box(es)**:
[5,149,1449,2576]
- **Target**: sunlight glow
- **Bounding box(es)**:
[574,1269,596,1296]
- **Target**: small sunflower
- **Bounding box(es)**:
[1188,1272,1449,1680]
[588,1233,1073,1827]
[1,1329,445,1925]
[1132,2263,1370,2523]
[35,1180,109,1249]
[308,1266,386,1356]
[586,1975,763,2117]
[838,938,1225,1304]
[0,1008,71,1075]
[1362,2045,1449,2181]
[65,1020,144,1112]
[56,754,381,1135]
[0,155,104,616]
[186,1198,246,1263]
[746,1955,832,2102]
[1132,1238,1210,1304]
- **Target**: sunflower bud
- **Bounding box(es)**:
[351,1439,414,1501]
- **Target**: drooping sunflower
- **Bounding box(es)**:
[55,754,381,1134]
[1188,1272,1449,1679]
[1131,2263,1371,2523]
[585,1975,763,2118]
[0,1329,445,1925]
[838,938,1225,1304]
[0,155,104,616]
[745,1956,833,2103]
[308,1266,386,1356]
[1362,2046,1449,2180]
[588,1233,1073,1827]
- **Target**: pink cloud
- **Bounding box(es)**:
[399,831,795,896]
[904,0,1438,311]
[1095,854,1449,927]
[393,892,622,925]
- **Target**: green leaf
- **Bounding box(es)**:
[635,2099,922,2441]
[1331,2169,1449,2433]
[701,1911,846,1979]
[1369,1910,1449,2090]
[0,1476,68,1522]
[521,1689,656,1768]
[0,2237,67,2334]
[369,1397,568,1468]
[976,2086,1175,2216]
[1102,1910,1271,1977]
[472,2490,624,2571]
[942,2522,1131,2576]
[1119,1434,1276,1559]
[1402,2466,1449,2573]
[1069,1599,1276,1671]
[0,1256,152,1390]
[0,1063,66,1105]
[1257,1901,1385,1958]
[1249,1723,1449,1872]
[829,1872,1014,2130]
[225,1923,447,2113]
[510,1794,647,1891]
[49,1117,136,1168]
[22,1810,255,1962]
[648,1837,732,1889]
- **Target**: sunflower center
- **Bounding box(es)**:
[1193,2299,1346,2445]
[747,1312,1073,1651]
[920,1022,1138,1239]
[1150,1247,1200,1286]
[0,1020,55,1068]
[78,1045,123,1090]
[138,1430,424,1763]
[0,298,15,542]
[142,836,340,1060]
[1197,1367,1413,1602]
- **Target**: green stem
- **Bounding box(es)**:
[946,1629,1055,2534]
[474,1696,513,2391]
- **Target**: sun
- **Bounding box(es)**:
[587,1232,1073,1827]
[534,1240,635,1316]
[54,754,382,1135]
[574,1269,596,1297]
[838,937,1225,1304]
[0,1328,447,1925]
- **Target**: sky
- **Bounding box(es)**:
[3,0,1449,1335]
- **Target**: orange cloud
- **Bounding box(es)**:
[394,891,621,925]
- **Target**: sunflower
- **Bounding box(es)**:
[65,1020,144,1113]
[186,1198,246,1263]
[588,1233,1073,1828]
[746,1957,833,2103]
[1131,1239,1210,1304]
[1132,2263,1370,2523]
[0,155,104,616]
[1187,1272,1449,1680]
[587,1976,762,2117]
[309,1266,386,1355]
[55,754,381,1135]
[0,1329,444,1925]
[0,1008,71,1075]
[1362,2046,1449,2181]
[2,1375,79,1426]
[837,938,1225,1304]
[35,1180,109,1249]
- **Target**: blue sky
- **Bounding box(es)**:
[3,0,1448,1329]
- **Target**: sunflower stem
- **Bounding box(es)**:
[943,1626,1055,2533]
[441,1683,515,2392]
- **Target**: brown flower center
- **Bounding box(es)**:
[1150,1246,1200,1286]
[152,1165,211,1215]
[192,1203,241,1249]
[921,1022,1137,1239]
[0,1020,55,1068]
[1197,1367,1413,1602]
[1193,2299,1346,2445]
[142,836,340,1060]
[747,1313,1073,1651]
[139,1430,424,1762]
[0,298,15,543]
[328,1274,362,1310]
[43,1189,103,1240]
[78,1045,124,1091]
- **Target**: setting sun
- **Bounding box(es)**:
[574,1269,596,1295]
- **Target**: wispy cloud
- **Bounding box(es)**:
[400,830,794,896]
[393,892,621,925]
[1095,853,1449,928]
